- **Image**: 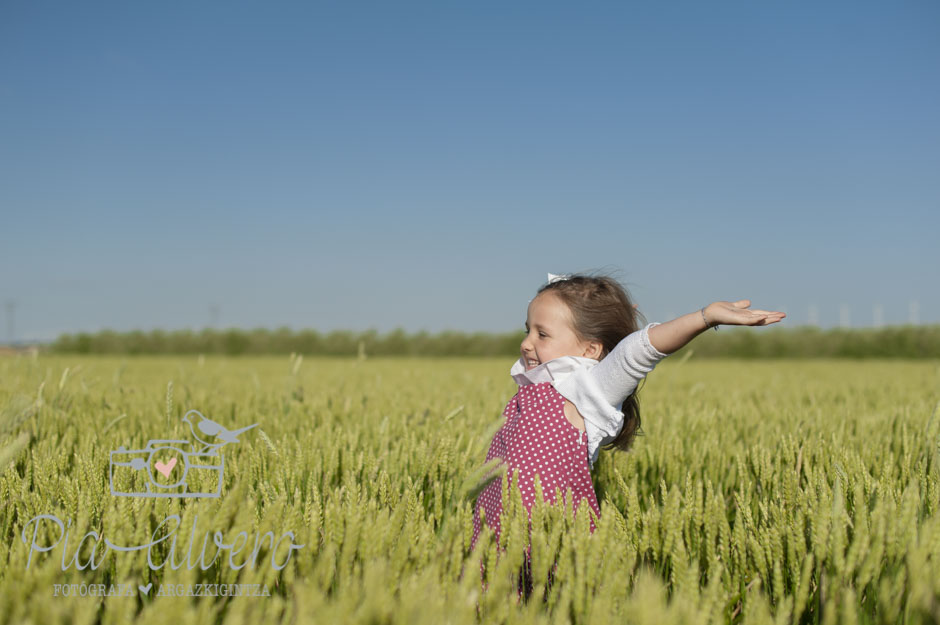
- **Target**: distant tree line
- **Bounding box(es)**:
[46,324,940,358]
[49,327,522,357]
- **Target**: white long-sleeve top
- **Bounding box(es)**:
[509,322,669,469]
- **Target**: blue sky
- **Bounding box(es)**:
[2,0,938,341]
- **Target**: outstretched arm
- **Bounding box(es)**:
[584,322,670,408]
[648,300,786,355]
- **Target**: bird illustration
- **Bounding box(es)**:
[182,410,258,453]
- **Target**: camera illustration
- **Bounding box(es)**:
[109,410,258,499]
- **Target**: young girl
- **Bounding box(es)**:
[468,272,785,600]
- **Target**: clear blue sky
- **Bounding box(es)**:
[2,0,938,341]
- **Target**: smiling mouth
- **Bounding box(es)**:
[525,358,540,368]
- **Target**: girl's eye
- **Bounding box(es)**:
[539,332,547,338]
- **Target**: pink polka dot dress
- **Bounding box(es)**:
[470,380,601,558]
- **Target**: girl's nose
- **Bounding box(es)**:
[520,336,534,353]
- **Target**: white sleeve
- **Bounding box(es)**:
[590,322,669,407]
[552,322,668,469]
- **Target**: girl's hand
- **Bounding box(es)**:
[704,300,786,328]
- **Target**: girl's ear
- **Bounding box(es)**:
[583,340,604,360]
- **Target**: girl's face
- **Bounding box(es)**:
[521,292,602,371]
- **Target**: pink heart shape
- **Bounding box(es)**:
[155,457,177,478]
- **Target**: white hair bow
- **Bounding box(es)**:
[547,272,570,283]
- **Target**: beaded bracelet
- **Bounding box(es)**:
[701,307,719,331]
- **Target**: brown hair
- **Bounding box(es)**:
[535,271,647,454]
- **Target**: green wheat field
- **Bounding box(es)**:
[1,353,938,624]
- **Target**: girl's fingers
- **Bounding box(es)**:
[721,301,787,325]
